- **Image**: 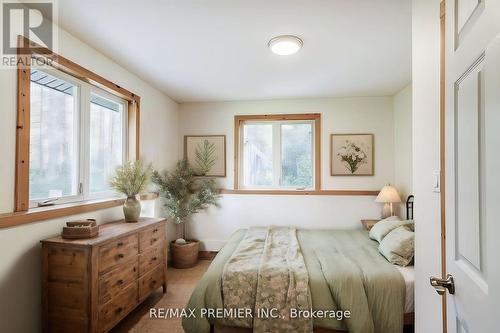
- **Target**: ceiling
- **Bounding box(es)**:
[51,0,412,103]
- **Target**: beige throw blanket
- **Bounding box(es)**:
[222,227,313,333]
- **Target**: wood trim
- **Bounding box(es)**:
[15,37,32,212]
[0,198,124,228]
[23,36,139,103]
[440,1,448,333]
[128,99,141,160]
[315,115,321,189]
[0,193,158,229]
[234,118,241,189]
[14,36,141,213]
[220,189,379,196]
[233,114,322,190]
[234,113,321,122]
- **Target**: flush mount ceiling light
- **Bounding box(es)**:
[268,35,303,55]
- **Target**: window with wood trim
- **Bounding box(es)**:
[234,114,321,191]
[15,36,140,212]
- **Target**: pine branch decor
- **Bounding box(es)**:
[152,159,221,239]
[194,139,217,175]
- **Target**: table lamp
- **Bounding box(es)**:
[376,184,401,218]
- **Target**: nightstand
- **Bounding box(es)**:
[361,219,380,230]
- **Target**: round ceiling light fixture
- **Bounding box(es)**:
[268,35,303,55]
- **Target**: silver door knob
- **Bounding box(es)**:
[430,274,455,295]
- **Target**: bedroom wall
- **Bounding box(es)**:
[393,84,413,216]
[0,27,179,332]
[412,0,443,332]
[178,97,398,250]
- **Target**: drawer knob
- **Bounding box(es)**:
[117,242,124,247]
[150,280,157,287]
[117,253,124,259]
[152,257,157,261]
[117,279,124,286]
[116,307,123,314]
[153,229,158,233]
[151,238,157,244]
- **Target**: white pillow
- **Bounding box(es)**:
[379,225,415,266]
[369,216,413,243]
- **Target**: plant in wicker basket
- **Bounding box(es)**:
[152,159,220,268]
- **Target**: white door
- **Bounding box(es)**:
[443,0,500,332]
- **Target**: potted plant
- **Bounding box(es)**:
[110,160,152,222]
[152,159,220,268]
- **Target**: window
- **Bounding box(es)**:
[29,71,79,201]
[89,92,126,195]
[14,36,140,215]
[28,68,127,206]
[235,114,321,191]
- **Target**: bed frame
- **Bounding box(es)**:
[212,312,414,332]
[210,196,416,333]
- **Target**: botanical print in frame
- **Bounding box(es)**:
[184,135,226,177]
[331,134,374,176]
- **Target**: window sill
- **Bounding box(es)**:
[220,189,380,196]
[0,193,159,229]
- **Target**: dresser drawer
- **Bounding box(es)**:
[98,234,138,274]
[139,243,165,276]
[138,265,164,302]
[98,259,139,305]
[98,282,138,333]
[139,224,165,251]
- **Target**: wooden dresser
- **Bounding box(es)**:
[41,218,167,333]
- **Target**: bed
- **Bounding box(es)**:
[182,226,414,333]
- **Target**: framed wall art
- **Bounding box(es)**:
[184,135,226,177]
[331,133,374,176]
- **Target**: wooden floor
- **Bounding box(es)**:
[111,260,211,333]
[111,259,414,333]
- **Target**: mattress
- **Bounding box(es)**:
[395,265,415,313]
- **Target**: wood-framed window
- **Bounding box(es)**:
[234,114,321,191]
[14,36,141,212]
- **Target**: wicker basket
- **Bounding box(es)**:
[170,240,200,268]
[62,219,99,239]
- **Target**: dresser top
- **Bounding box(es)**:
[41,217,166,246]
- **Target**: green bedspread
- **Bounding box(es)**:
[182,228,405,333]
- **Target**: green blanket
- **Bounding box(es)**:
[182,229,405,333]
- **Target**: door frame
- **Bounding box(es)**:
[439,1,447,333]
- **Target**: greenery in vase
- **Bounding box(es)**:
[110,160,152,197]
[152,159,220,239]
[337,140,368,174]
[194,139,217,176]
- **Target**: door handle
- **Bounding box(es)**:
[430,274,455,295]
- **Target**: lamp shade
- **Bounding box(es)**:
[375,185,402,203]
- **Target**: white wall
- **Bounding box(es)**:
[0,27,179,332]
[393,84,413,216]
[179,97,399,250]
[412,0,443,332]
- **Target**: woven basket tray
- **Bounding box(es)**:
[62,219,99,239]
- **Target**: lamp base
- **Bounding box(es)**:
[381,203,392,219]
